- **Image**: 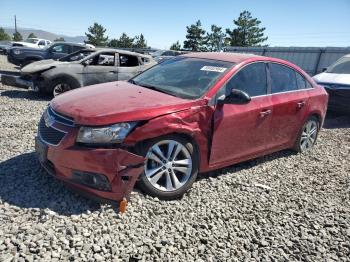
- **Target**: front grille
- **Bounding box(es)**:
[48,106,75,127]
[38,117,66,145]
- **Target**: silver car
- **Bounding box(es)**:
[21,48,156,96]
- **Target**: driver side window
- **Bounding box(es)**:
[224,62,268,97]
[51,44,70,53]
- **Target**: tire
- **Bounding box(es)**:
[50,77,79,97]
[137,135,199,200]
[294,116,320,153]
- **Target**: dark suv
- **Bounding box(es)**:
[7,42,89,67]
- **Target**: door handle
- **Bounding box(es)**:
[260,109,272,117]
[109,70,117,73]
[297,101,306,109]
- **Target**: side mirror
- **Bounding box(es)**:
[218,89,251,105]
[322,67,327,72]
[81,60,89,66]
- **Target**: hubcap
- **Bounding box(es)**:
[144,140,192,192]
[53,83,70,97]
[300,120,318,151]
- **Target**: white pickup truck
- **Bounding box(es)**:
[12,38,52,49]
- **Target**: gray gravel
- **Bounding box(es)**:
[0,54,350,261]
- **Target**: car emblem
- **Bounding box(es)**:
[44,111,55,127]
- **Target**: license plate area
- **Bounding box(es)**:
[35,137,48,163]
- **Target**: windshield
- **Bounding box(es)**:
[151,50,165,57]
[131,57,234,99]
[25,38,39,44]
[326,56,350,74]
[59,49,94,62]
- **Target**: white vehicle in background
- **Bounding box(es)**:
[12,38,52,49]
[313,54,350,114]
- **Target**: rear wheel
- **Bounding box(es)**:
[137,135,199,200]
[294,117,320,153]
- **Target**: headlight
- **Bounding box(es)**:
[13,49,21,55]
[76,122,137,144]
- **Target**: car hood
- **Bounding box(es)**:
[21,59,71,74]
[313,72,350,86]
[51,81,201,126]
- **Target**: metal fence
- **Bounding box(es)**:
[225,46,350,76]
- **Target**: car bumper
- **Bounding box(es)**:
[325,88,350,114]
[35,133,145,202]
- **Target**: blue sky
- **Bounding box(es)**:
[0,0,349,48]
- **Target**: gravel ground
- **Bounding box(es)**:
[0,54,350,261]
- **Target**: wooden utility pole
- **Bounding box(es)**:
[14,15,17,33]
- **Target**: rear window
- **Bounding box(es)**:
[270,63,298,93]
[326,57,350,74]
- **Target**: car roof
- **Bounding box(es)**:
[91,48,152,58]
[182,52,262,63]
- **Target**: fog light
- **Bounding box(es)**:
[72,171,111,191]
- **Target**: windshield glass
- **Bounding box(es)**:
[131,57,234,99]
[25,38,39,44]
[326,57,350,74]
[59,49,94,62]
[151,50,165,57]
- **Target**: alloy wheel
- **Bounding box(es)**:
[53,83,70,97]
[144,140,193,192]
[300,119,318,151]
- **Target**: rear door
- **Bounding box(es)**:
[82,52,119,86]
[117,53,142,80]
[210,62,273,165]
[268,63,310,149]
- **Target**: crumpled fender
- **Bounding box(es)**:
[124,105,215,172]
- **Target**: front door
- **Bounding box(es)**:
[82,52,119,86]
[210,62,273,165]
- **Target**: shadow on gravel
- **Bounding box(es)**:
[198,149,297,181]
[0,89,51,101]
[0,152,101,216]
[323,112,350,129]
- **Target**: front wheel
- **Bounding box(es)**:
[294,117,320,153]
[137,135,199,200]
[50,77,79,97]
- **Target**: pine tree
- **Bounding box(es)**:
[108,33,134,48]
[85,23,108,46]
[27,32,37,39]
[170,41,181,51]
[54,37,65,42]
[205,25,225,51]
[133,34,147,48]
[183,20,206,51]
[13,31,23,41]
[0,28,11,41]
[226,11,268,46]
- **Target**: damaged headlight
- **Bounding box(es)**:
[76,122,137,144]
[13,49,21,55]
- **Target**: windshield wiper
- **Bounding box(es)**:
[130,80,177,97]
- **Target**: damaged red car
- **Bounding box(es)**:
[35,52,328,202]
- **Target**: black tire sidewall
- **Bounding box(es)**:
[50,77,78,97]
[137,135,199,200]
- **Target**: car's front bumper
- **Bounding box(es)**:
[35,122,145,202]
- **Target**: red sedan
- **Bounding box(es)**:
[35,52,328,202]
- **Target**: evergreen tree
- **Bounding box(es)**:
[226,11,267,46]
[133,34,147,48]
[13,31,23,41]
[85,22,108,46]
[0,28,11,41]
[54,37,65,42]
[183,20,206,51]
[170,41,181,51]
[108,33,134,48]
[205,25,225,51]
[27,32,37,39]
